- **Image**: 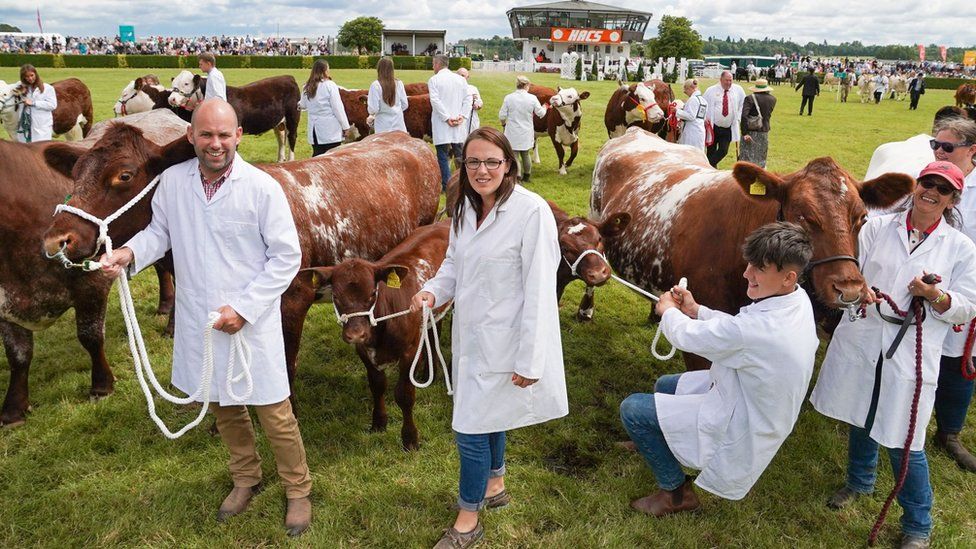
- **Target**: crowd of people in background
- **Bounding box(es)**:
[0,34,333,56]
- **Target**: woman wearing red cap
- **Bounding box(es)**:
[811,160,976,549]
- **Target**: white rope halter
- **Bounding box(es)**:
[49,176,253,439]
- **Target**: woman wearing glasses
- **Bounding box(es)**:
[928,118,976,473]
[812,160,976,549]
[412,126,567,548]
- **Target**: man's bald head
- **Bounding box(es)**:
[187,98,243,179]
[191,98,239,129]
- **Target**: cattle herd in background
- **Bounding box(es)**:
[0,68,973,448]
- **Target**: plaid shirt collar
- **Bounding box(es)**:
[199,160,233,201]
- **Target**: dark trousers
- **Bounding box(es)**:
[874,91,883,104]
[935,355,976,434]
[910,91,922,110]
[311,128,341,157]
[706,125,733,167]
[800,95,815,115]
[436,143,463,192]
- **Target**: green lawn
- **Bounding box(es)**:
[0,67,974,548]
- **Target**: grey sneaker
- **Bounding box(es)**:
[900,534,931,549]
[826,486,868,510]
[433,521,484,549]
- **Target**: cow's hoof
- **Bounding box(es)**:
[369,423,388,433]
[576,311,594,323]
[156,304,173,316]
[0,417,26,428]
[559,168,568,175]
[209,420,220,437]
[162,326,174,338]
[89,388,114,402]
[402,440,421,452]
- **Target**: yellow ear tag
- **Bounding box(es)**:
[750,181,767,196]
[386,270,401,289]
[310,271,319,287]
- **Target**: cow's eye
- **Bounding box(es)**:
[119,172,132,182]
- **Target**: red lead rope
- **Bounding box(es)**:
[961,319,976,380]
[867,290,926,546]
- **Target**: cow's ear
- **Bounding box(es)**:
[193,74,201,87]
[578,91,591,100]
[302,267,334,303]
[732,162,787,201]
[133,77,144,90]
[859,173,915,209]
[43,142,85,179]
[599,212,631,238]
[148,136,195,175]
[358,94,368,104]
[376,264,410,289]
[617,80,627,90]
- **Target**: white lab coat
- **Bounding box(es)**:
[205,67,227,100]
[702,83,746,142]
[299,79,350,145]
[124,154,302,406]
[811,211,976,450]
[428,68,473,146]
[466,83,483,134]
[367,79,408,134]
[422,185,568,434]
[15,84,57,143]
[945,169,976,355]
[656,288,818,500]
[676,91,707,150]
[499,89,547,151]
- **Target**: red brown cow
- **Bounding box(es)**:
[339,88,370,142]
[404,82,429,96]
[527,84,591,175]
[590,127,913,369]
[0,110,188,426]
[41,130,441,405]
[358,93,434,141]
[956,84,976,108]
[168,72,301,162]
[0,78,93,141]
[306,221,451,450]
[604,80,674,140]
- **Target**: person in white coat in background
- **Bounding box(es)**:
[676,78,707,152]
[620,222,818,517]
[457,67,482,135]
[199,52,227,100]
[367,56,408,134]
[498,75,547,183]
[429,54,473,191]
[98,99,312,537]
[299,59,350,157]
[412,126,567,549]
[811,161,976,549]
[14,64,57,143]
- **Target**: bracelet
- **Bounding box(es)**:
[931,290,948,304]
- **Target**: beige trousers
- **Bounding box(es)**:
[211,399,312,499]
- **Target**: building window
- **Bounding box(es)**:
[617,46,623,53]
[605,45,611,54]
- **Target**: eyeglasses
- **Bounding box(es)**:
[463,158,506,171]
[929,139,972,153]
[918,178,955,196]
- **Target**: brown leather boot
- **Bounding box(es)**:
[630,477,701,517]
[216,482,263,522]
[935,431,976,472]
[284,496,312,537]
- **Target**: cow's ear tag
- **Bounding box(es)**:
[310,271,319,287]
[749,182,766,196]
[386,270,401,289]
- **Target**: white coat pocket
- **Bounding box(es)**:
[217,220,265,263]
[477,257,521,303]
[476,325,520,374]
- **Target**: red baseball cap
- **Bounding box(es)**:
[918,161,966,191]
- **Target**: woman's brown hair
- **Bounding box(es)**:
[452,127,519,234]
[377,57,397,107]
[303,59,330,99]
[20,64,43,92]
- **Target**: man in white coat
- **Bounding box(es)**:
[429,54,473,191]
[620,222,818,516]
[99,99,312,537]
[200,52,227,101]
[498,75,547,183]
[702,70,746,167]
[14,64,57,143]
[457,67,482,135]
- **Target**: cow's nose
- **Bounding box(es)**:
[342,325,368,345]
[584,263,612,286]
[43,232,75,256]
[832,281,865,306]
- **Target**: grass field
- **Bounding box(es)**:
[0,67,974,548]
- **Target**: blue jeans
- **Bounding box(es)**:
[619,373,686,491]
[935,355,975,434]
[436,143,462,191]
[846,425,933,538]
[455,431,506,512]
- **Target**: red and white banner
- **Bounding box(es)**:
[550,27,622,44]
[940,45,947,62]
[918,44,925,61]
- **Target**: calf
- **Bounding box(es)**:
[604,80,671,140]
[41,130,441,409]
[0,78,93,141]
[527,84,591,175]
[591,127,913,369]
[307,221,450,450]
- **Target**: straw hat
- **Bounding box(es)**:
[750,79,772,93]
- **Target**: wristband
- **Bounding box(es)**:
[931,290,947,304]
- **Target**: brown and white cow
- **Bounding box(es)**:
[527,84,591,175]
[41,129,441,406]
[956,84,976,108]
[604,80,672,140]
[0,78,93,141]
[168,71,301,162]
[590,127,913,369]
[112,76,192,123]
[306,221,451,450]
[0,110,187,426]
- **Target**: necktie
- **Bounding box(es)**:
[722,89,729,117]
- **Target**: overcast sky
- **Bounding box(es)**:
[0,0,972,47]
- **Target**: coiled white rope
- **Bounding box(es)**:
[49,178,253,438]
[565,249,686,361]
